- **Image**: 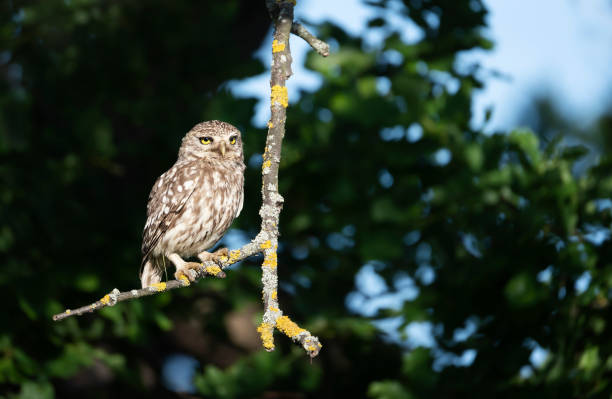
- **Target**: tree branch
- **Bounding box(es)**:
[53,0,328,359]
[291,21,330,57]
[52,236,266,321]
[253,0,323,359]
[265,0,330,57]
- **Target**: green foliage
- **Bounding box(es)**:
[193,350,322,398]
[368,381,413,399]
[2,0,612,398]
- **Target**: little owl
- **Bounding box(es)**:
[140,120,245,288]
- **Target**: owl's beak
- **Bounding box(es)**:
[219,142,227,158]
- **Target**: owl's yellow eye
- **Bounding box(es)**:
[200,137,212,145]
[229,136,237,145]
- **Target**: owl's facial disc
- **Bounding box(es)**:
[180,121,243,162]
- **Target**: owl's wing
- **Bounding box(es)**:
[141,162,203,265]
[235,187,244,218]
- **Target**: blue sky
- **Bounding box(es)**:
[468,0,612,132]
[231,0,612,132]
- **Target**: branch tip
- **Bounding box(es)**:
[291,21,330,57]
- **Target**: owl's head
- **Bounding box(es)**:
[178,120,244,162]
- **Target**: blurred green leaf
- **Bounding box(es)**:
[368,380,413,399]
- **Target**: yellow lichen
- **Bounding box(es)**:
[228,250,241,263]
[262,251,277,269]
[260,240,272,249]
[272,290,278,300]
[272,40,286,53]
[271,85,288,108]
[257,322,275,350]
[100,294,111,305]
[262,160,272,171]
[276,315,305,338]
[219,255,228,262]
[178,275,190,286]
[305,338,322,349]
[205,265,222,276]
[150,282,167,291]
[65,309,71,314]
[267,121,274,128]
[269,306,280,312]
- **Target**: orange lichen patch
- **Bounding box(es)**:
[271,85,288,108]
[228,250,241,263]
[257,322,275,350]
[260,240,272,249]
[262,251,277,269]
[272,40,286,53]
[178,275,190,286]
[276,315,305,338]
[205,265,222,276]
[272,290,278,300]
[100,294,111,305]
[150,282,167,291]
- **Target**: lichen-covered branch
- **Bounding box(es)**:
[291,21,330,57]
[52,238,265,321]
[255,0,323,359]
[265,0,330,57]
[53,0,327,358]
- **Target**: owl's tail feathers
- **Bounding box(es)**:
[140,259,163,288]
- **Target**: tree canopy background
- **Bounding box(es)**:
[2,0,612,398]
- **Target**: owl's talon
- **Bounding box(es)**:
[213,248,229,263]
[198,247,230,265]
[174,262,204,282]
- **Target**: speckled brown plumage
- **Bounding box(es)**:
[140,120,245,287]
